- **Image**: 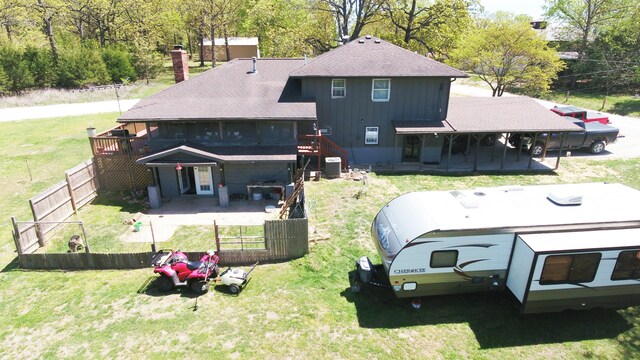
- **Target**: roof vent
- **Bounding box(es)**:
[547,190,583,206]
[358,39,365,43]
[365,34,372,39]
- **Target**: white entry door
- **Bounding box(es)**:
[177,168,190,194]
[194,166,214,195]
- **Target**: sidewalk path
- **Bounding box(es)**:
[0,99,140,122]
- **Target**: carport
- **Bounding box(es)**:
[391,97,584,172]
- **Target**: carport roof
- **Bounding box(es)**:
[393,121,454,134]
[136,144,297,165]
[446,97,583,133]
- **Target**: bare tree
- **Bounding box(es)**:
[315,0,384,41]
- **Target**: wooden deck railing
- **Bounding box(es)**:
[297,134,348,170]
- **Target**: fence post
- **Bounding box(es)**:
[80,221,94,269]
[214,220,220,252]
[29,199,46,247]
[65,172,78,214]
[11,216,22,255]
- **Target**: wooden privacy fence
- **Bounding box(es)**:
[17,218,309,270]
[12,159,99,254]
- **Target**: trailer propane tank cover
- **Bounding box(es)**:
[357,256,373,283]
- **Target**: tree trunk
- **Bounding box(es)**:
[4,24,12,43]
[198,34,205,67]
[403,0,417,44]
[224,28,230,61]
[37,0,58,62]
[210,0,215,68]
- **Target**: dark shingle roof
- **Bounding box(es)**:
[118,59,316,122]
[446,97,583,132]
[137,144,296,164]
[290,36,467,78]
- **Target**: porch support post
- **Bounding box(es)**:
[392,134,398,171]
[542,133,551,161]
[516,133,522,162]
[528,133,538,169]
[473,134,480,172]
[446,134,453,171]
[464,134,470,163]
[420,135,425,170]
[501,133,509,170]
[555,132,567,170]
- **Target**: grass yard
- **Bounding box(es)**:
[0,61,212,108]
[0,112,126,257]
[2,159,640,358]
[543,91,640,118]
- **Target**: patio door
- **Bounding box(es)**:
[177,168,191,194]
[194,166,214,195]
[402,135,422,162]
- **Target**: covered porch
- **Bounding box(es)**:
[389,97,585,172]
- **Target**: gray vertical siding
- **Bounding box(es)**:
[223,163,292,196]
[301,77,450,164]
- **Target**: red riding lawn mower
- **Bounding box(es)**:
[150,249,220,295]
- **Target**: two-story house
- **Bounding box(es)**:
[98,36,580,201]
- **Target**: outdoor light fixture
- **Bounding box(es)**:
[176,163,182,171]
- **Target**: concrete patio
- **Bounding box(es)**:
[120,196,283,243]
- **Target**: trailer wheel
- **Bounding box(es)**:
[530,142,545,157]
[156,276,174,292]
[590,140,606,154]
[190,280,209,295]
[351,282,361,293]
[228,284,240,294]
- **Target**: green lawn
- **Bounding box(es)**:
[0,113,125,256]
[2,90,640,357]
[2,157,640,357]
[543,91,640,118]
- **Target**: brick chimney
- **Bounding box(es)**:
[170,45,189,83]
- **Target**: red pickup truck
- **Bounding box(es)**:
[550,106,610,125]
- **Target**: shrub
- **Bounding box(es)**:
[132,51,164,82]
[0,66,9,95]
[55,47,110,88]
[0,46,34,93]
[101,47,137,83]
[23,46,55,88]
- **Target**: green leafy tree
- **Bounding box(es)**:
[381,0,475,60]
[55,45,110,87]
[449,13,564,97]
[583,8,640,93]
[23,46,54,87]
[0,45,34,93]
[102,46,137,83]
[544,0,632,56]
[0,65,9,94]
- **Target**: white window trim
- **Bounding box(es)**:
[371,78,390,102]
[365,126,379,145]
[331,79,346,99]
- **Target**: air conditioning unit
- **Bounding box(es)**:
[548,190,583,206]
[325,157,341,178]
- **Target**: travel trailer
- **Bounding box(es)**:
[352,182,640,313]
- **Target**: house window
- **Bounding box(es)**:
[540,253,601,285]
[372,79,390,102]
[430,250,458,268]
[611,250,640,280]
[332,79,346,98]
[365,127,379,145]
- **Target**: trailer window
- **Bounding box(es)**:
[611,251,640,280]
[430,250,458,268]
[540,253,601,285]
